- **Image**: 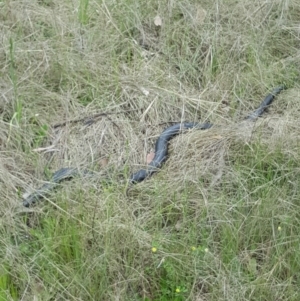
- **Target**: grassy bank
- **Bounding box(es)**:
[0,0,300,300]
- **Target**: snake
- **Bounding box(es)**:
[22,86,284,207]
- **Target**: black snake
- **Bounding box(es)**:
[22,86,284,207]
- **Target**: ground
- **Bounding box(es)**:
[0,0,300,300]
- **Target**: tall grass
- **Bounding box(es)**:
[0,0,300,300]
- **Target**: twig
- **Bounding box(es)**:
[52,109,138,128]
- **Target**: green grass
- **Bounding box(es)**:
[1,0,300,300]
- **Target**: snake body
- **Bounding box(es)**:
[129,122,213,183]
[22,86,284,207]
[245,86,284,120]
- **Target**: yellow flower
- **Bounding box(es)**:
[175,288,181,293]
[191,246,196,251]
[152,247,157,253]
[204,248,209,253]
[278,226,282,231]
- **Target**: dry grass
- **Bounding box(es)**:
[1,0,300,300]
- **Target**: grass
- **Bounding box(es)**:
[1,0,300,300]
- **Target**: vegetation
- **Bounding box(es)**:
[0,0,300,300]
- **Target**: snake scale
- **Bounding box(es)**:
[22,86,284,207]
